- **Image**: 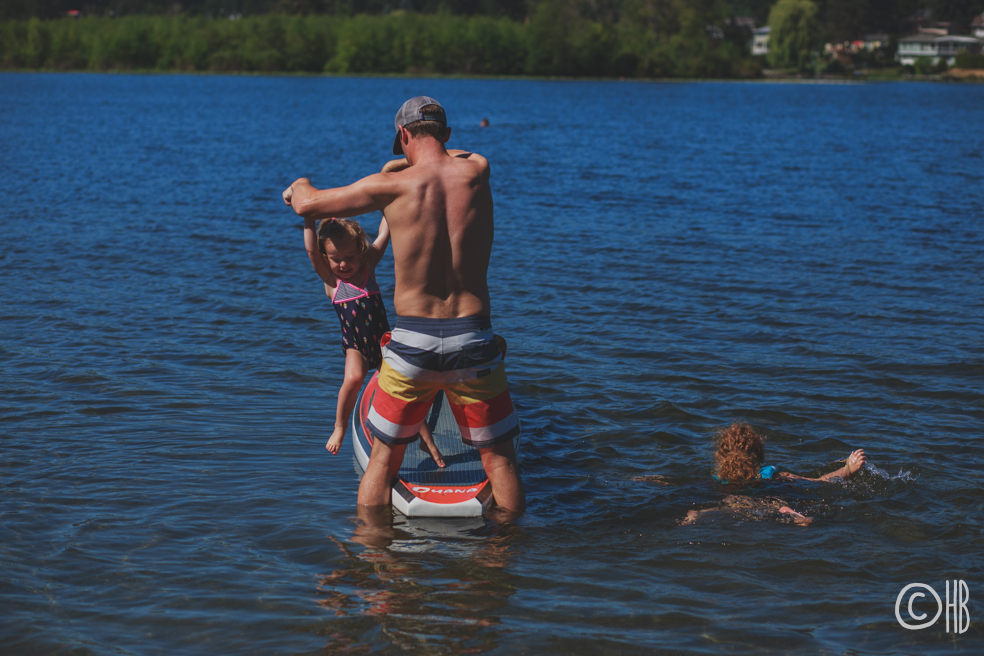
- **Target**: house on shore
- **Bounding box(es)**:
[973,13,984,39]
[897,33,982,65]
[751,26,770,56]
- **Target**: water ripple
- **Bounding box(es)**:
[1,74,982,655]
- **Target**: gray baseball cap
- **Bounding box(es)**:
[392,96,447,155]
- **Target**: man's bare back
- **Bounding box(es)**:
[380,149,493,318]
[283,143,492,320]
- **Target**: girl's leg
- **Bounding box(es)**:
[779,506,813,526]
[417,423,445,467]
[326,350,370,454]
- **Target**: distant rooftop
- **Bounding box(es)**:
[899,33,981,43]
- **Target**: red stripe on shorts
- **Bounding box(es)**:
[451,388,515,428]
[372,387,433,426]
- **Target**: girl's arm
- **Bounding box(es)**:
[631,475,669,484]
[816,449,866,481]
[776,449,866,482]
[680,507,719,525]
[364,216,390,272]
[303,217,335,287]
[381,158,410,173]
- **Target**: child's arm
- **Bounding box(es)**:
[816,449,866,481]
[777,449,866,482]
[680,506,724,524]
[303,217,335,286]
[631,475,669,484]
[381,158,410,173]
[364,216,390,272]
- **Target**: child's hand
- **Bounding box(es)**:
[680,510,700,525]
[326,428,345,454]
[779,506,813,526]
[381,158,410,174]
[844,449,866,477]
[283,178,311,206]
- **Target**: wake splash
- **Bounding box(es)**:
[863,463,917,483]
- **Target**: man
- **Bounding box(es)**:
[283,96,525,513]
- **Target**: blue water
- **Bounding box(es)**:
[1,73,982,654]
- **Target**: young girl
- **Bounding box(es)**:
[712,422,865,485]
[694,421,865,525]
[303,216,444,466]
[637,422,866,526]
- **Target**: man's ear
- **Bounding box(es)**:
[401,126,411,151]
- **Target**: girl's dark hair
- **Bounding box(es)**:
[316,218,369,260]
[713,422,765,483]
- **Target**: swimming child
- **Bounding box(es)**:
[303,215,444,466]
[688,422,865,525]
[711,422,865,485]
[636,422,865,526]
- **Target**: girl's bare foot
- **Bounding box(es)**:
[326,427,345,454]
[779,506,813,526]
[417,425,445,467]
[680,509,700,525]
[418,436,445,467]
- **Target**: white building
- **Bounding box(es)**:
[973,13,984,39]
[751,26,770,56]
[897,33,982,66]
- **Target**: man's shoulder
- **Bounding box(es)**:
[446,150,490,181]
[447,149,489,166]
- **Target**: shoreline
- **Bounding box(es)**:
[2,68,982,84]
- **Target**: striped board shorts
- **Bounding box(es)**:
[366,316,519,449]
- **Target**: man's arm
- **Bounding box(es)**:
[283,174,396,220]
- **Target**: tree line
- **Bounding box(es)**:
[4,1,984,40]
[1,1,982,77]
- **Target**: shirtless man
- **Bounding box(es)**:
[283,96,525,513]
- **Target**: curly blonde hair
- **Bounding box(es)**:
[316,218,370,262]
[714,422,766,483]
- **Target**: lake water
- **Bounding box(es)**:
[1,72,982,654]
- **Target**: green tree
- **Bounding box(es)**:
[767,0,820,70]
[24,17,48,68]
[954,51,984,69]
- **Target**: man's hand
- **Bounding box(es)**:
[283,178,311,206]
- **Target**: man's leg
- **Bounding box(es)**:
[357,438,407,506]
[353,504,397,548]
[479,439,525,513]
